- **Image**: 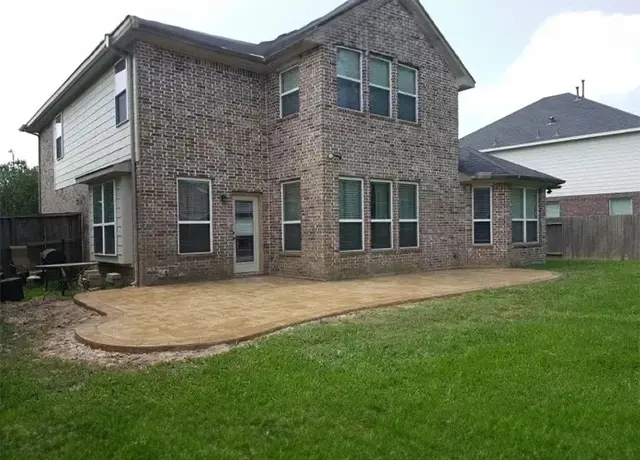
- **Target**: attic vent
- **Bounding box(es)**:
[553,129,560,137]
[536,130,541,139]
[548,116,556,125]
[492,137,498,147]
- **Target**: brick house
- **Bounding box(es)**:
[461,91,640,217]
[20,0,563,286]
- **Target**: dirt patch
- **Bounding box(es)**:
[0,299,240,369]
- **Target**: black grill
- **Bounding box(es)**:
[41,248,67,265]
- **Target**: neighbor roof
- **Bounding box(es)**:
[460,93,640,151]
[21,0,475,134]
[458,146,565,187]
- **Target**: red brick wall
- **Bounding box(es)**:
[548,192,640,217]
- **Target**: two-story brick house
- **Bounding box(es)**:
[20,0,563,286]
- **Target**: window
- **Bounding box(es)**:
[609,198,633,216]
[512,188,538,243]
[280,67,300,118]
[282,181,301,251]
[399,182,418,248]
[92,182,116,256]
[473,187,492,244]
[114,59,128,125]
[369,57,391,117]
[177,179,212,254]
[547,202,560,218]
[54,114,63,160]
[398,65,417,122]
[337,47,362,111]
[371,181,392,249]
[339,178,363,251]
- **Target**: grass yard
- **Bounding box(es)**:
[1,260,638,459]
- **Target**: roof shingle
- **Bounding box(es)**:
[460,93,640,151]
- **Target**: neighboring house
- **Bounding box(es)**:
[20,0,562,286]
[461,92,640,218]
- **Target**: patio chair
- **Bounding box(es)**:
[9,246,39,279]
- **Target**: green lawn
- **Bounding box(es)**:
[1,261,638,459]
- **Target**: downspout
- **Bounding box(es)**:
[105,34,139,286]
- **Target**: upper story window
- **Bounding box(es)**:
[512,188,538,243]
[337,47,362,111]
[398,65,418,122]
[54,114,63,160]
[369,56,391,117]
[280,67,300,118]
[609,198,633,216]
[114,59,128,125]
[473,187,492,245]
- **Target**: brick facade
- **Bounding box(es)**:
[548,192,640,217]
[38,0,549,286]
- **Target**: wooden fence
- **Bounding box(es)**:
[0,213,82,275]
[546,216,639,260]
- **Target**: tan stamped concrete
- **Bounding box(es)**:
[74,268,559,352]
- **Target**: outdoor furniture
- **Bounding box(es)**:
[0,277,24,302]
[9,245,40,279]
[36,262,99,295]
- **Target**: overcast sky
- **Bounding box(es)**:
[1,0,639,165]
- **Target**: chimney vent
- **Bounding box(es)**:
[575,86,580,101]
[581,79,585,98]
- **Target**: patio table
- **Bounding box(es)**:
[36,262,99,295]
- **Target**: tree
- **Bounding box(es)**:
[0,160,39,216]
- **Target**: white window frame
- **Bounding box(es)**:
[93,181,117,256]
[512,187,539,243]
[609,197,633,216]
[368,56,392,117]
[399,181,419,248]
[472,186,492,245]
[370,180,393,250]
[177,178,213,255]
[398,64,418,122]
[54,113,64,161]
[114,59,128,126]
[336,46,363,112]
[338,177,364,252]
[546,202,561,218]
[281,180,301,251]
[279,66,300,118]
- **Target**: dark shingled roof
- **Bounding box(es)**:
[460,93,640,151]
[133,0,364,59]
[458,147,564,186]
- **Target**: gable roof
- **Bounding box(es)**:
[460,93,640,151]
[458,146,564,187]
[21,0,474,134]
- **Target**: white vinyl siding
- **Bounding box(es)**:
[53,64,132,189]
[489,132,640,197]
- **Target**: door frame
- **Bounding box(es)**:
[232,195,262,274]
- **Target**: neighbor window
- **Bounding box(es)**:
[177,179,212,254]
[339,178,363,251]
[282,180,301,251]
[546,202,560,218]
[398,65,417,122]
[371,180,392,249]
[337,47,362,111]
[609,198,633,216]
[280,67,300,117]
[114,59,128,125]
[473,187,492,244]
[512,188,538,243]
[54,114,63,160]
[369,56,391,117]
[92,182,116,256]
[399,182,418,248]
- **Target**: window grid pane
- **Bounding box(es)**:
[92,186,102,224]
[338,79,361,110]
[399,183,417,220]
[281,92,299,117]
[610,198,633,216]
[371,222,391,249]
[103,182,115,224]
[371,182,391,220]
[369,58,389,88]
[526,189,538,218]
[337,49,361,80]
[398,67,416,94]
[283,182,301,222]
[398,94,416,122]
[547,203,560,218]
[179,224,211,254]
[283,223,301,251]
[281,67,300,93]
[339,223,363,251]
[511,188,524,219]
[339,179,362,220]
[473,188,491,220]
[399,222,418,248]
[370,87,390,117]
[178,180,210,222]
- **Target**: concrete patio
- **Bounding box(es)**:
[74,268,559,352]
